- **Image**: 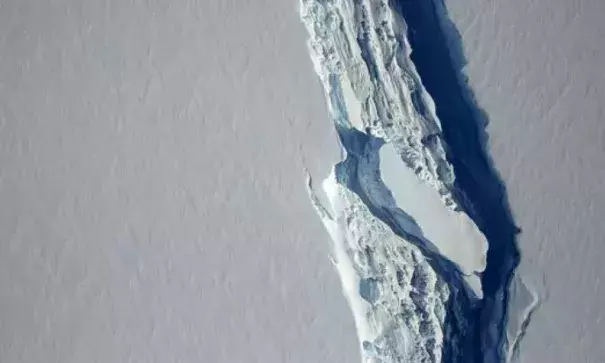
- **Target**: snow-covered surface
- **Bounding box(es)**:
[300,0,491,361]
[442,0,605,361]
[0,0,360,362]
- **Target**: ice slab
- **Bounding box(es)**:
[379,143,488,296]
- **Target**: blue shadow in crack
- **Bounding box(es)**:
[388,0,522,362]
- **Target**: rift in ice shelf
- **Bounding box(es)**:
[300,0,526,362]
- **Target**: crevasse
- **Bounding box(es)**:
[299,0,493,362]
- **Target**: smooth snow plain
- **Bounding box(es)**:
[0,0,360,362]
[441,0,605,362]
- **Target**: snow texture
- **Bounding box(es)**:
[0,1,360,362]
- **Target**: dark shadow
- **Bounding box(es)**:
[388,0,522,362]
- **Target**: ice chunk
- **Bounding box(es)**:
[379,143,488,297]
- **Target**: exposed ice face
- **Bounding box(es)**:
[299,0,490,361]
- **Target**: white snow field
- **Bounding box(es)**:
[442,0,605,362]
[0,0,360,362]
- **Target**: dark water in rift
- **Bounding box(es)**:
[388,0,521,362]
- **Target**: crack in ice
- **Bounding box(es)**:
[299,0,500,361]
